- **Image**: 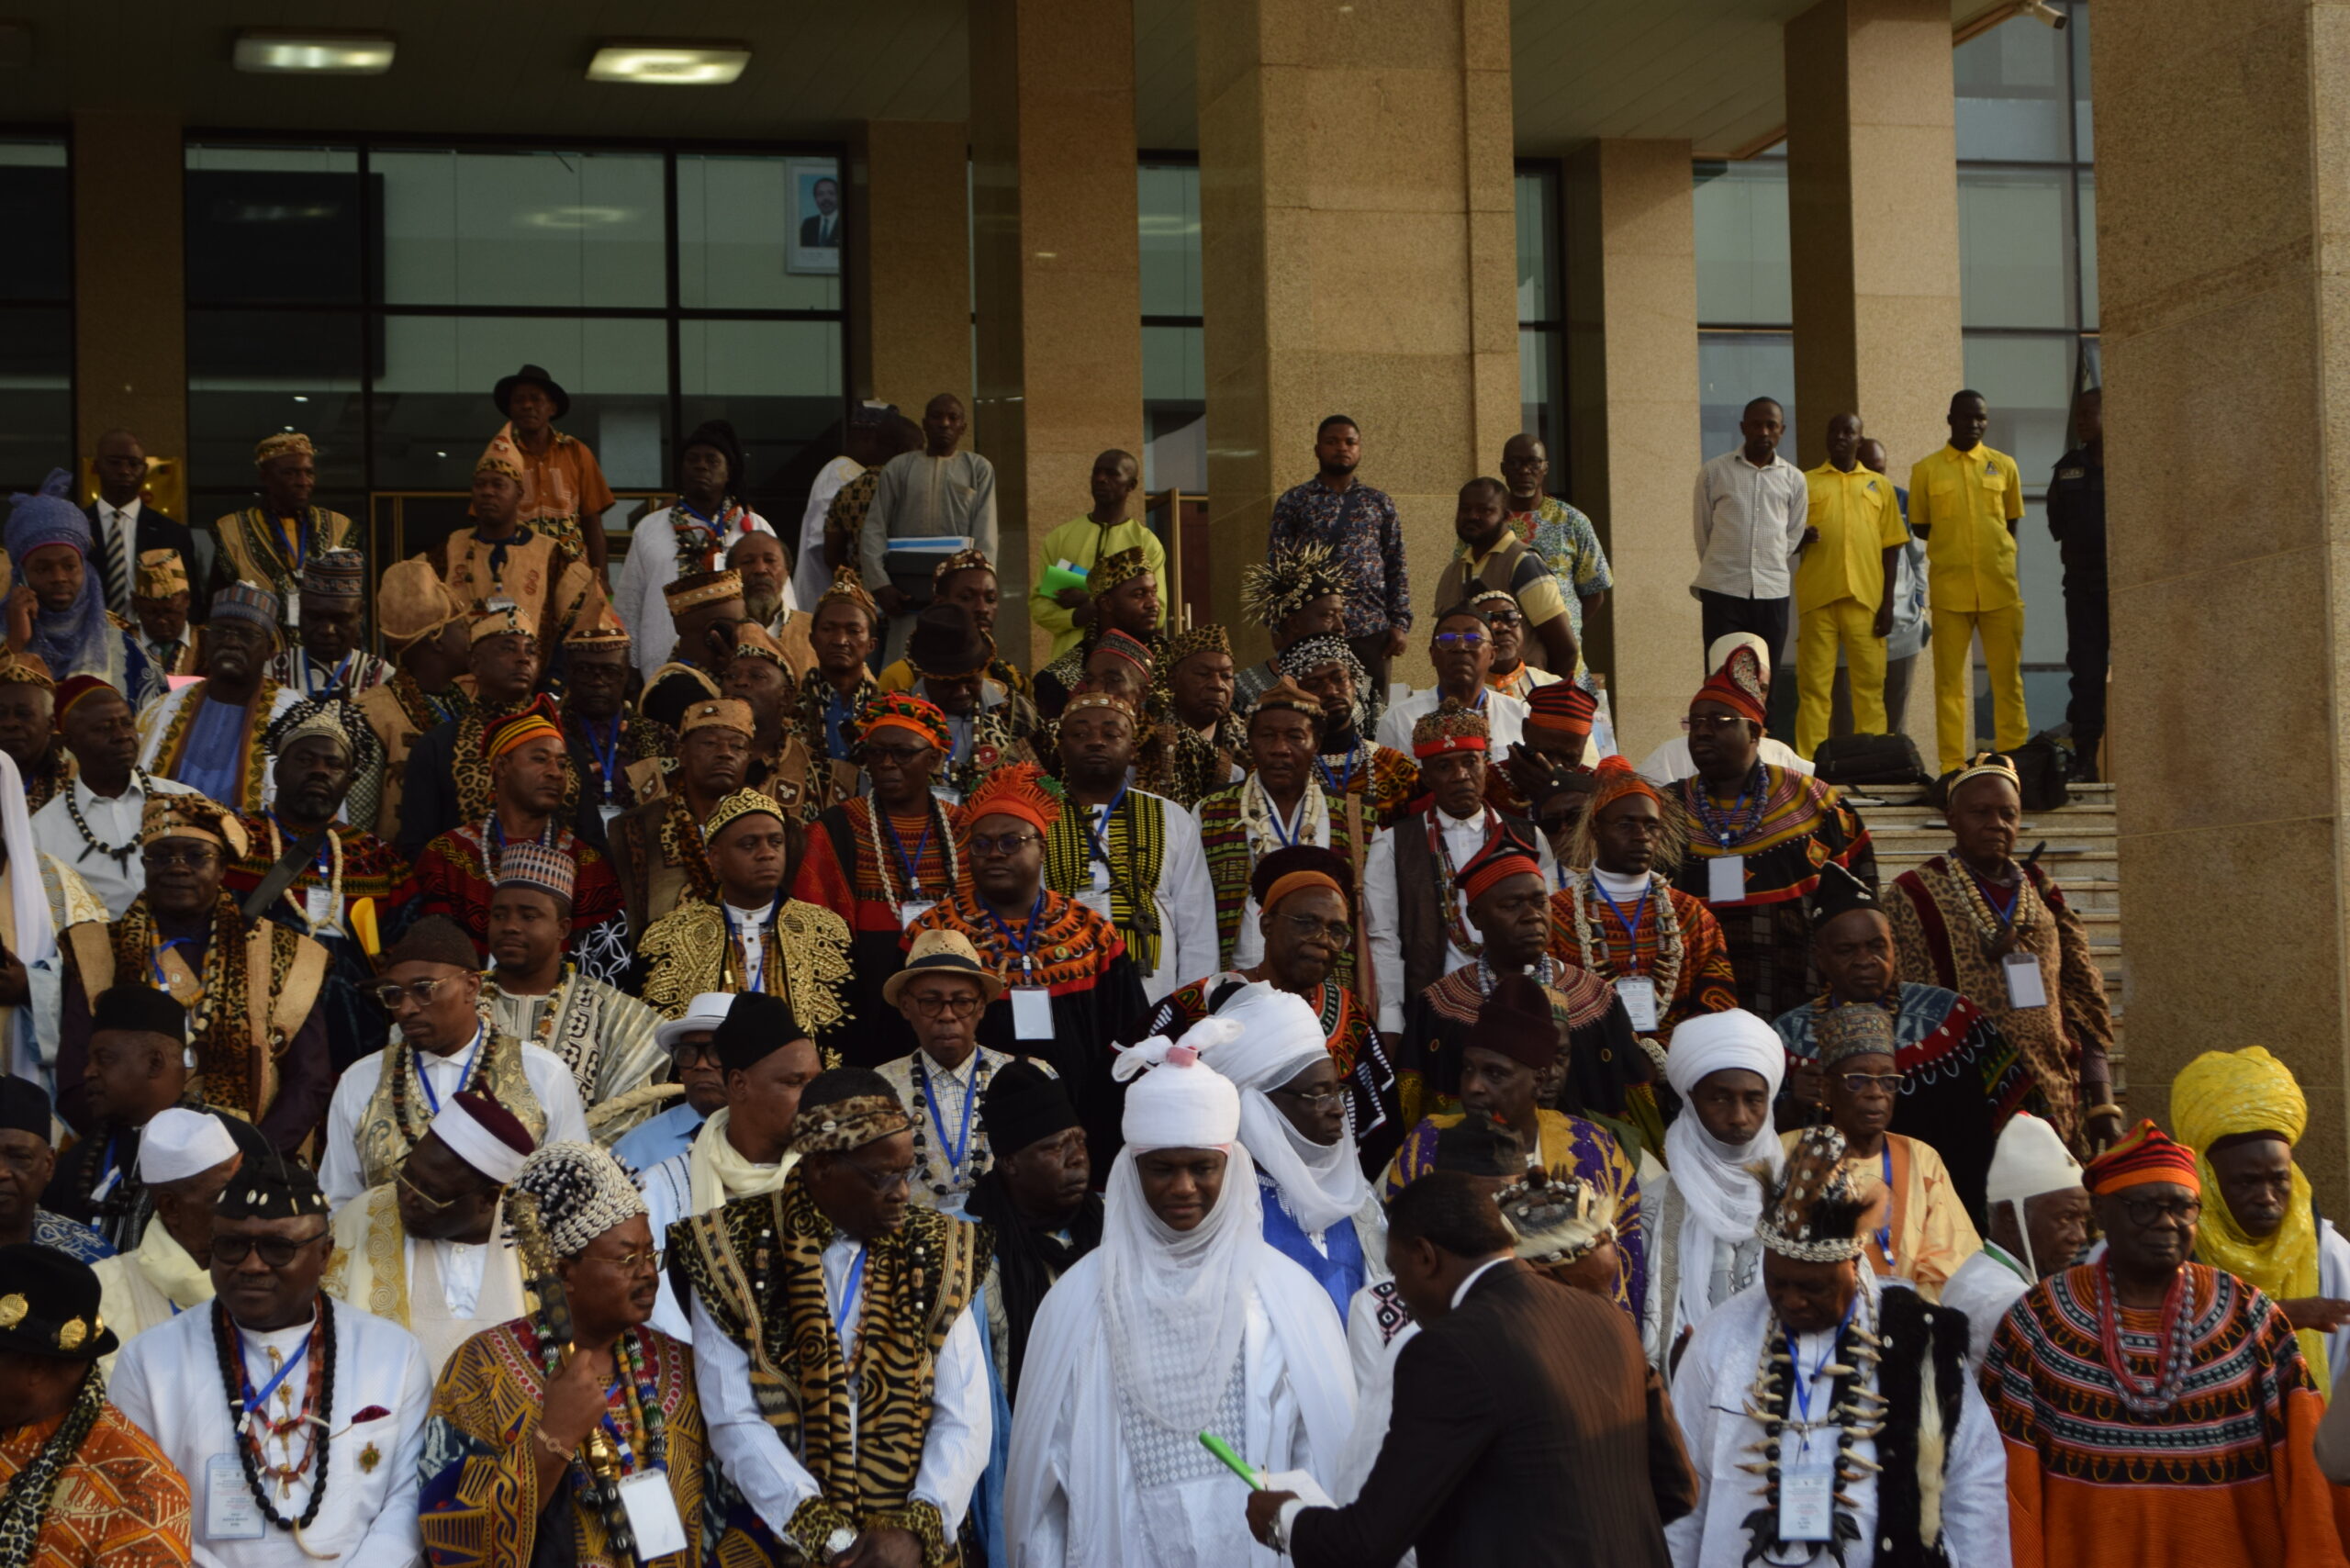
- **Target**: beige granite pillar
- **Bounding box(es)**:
[2097,1,2350,1204]
[848,120,973,420]
[1562,140,1703,761]
[1194,0,1519,679]
[1784,0,1963,765]
[73,110,185,465]
[968,0,1146,669]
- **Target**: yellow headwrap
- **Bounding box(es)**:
[2170,1045,2323,1384]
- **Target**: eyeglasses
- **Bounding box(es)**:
[367,977,459,1012]
[1836,1072,1904,1094]
[2118,1195,2202,1227]
[1681,715,1750,734]
[1483,611,1523,629]
[578,1246,665,1275]
[671,1040,722,1067]
[1272,1082,1348,1106]
[1279,911,1354,946]
[397,1170,458,1213]
[140,844,220,869]
[213,1230,331,1269]
[905,992,985,1019]
[834,1156,914,1195]
[968,832,1040,857]
[1432,632,1489,650]
[861,744,933,766]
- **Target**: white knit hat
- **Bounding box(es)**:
[1113,1034,1241,1149]
[139,1108,238,1185]
[1986,1112,2083,1208]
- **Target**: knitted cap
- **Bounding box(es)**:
[300,548,365,601]
[492,838,576,903]
[209,581,280,636]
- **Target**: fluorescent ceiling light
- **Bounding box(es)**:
[587,42,751,85]
[234,30,396,74]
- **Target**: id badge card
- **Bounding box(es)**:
[897,900,936,928]
[1707,855,1747,904]
[1615,977,1659,1032]
[206,1453,266,1541]
[2002,950,2049,1009]
[304,886,341,933]
[617,1469,689,1559]
[599,801,625,832]
[1777,1470,1833,1542]
[1011,987,1054,1040]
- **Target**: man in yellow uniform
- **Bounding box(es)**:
[1909,389,2025,774]
[1796,412,1909,757]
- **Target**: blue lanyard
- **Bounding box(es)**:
[417,1032,485,1117]
[834,1248,867,1347]
[1591,879,1652,972]
[984,891,1048,983]
[883,809,936,898]
[1079,785,1129,870]
[268,512,309,577]
[1315,745,1360,797]
[236,1327,312,1416]
[581,715,622,800]
[269,811,331,883]
[1267,790,1307,847]
[149,937,193,989]
[919,1056,979,1173]
[1965,866,2019,925]
[1784,1292,1860,1432]
[92,1130,125,1200]
[1875,1144,1894,1260]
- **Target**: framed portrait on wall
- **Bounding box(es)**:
[786,157,842,274]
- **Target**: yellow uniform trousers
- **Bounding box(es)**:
[1930,603,2027,774]
[1796,599,1888,759]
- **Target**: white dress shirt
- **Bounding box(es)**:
[1363,807,1557,1034]
[29,771,197,920]
[318,1030,591,1207]
[693,1234,991,1545]
[614,504,778,684]
[110,1296,431,1568]
[794,455,866,611]
[1064,790,1216,1002]
[1634,734,1813,786]
[1375,686,1529,756]
[1692,448,1810,599]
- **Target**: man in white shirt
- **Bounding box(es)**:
[1691,396,1809,665]
[1375,604,1531,756]
[30,680,196,918]
[615,420,778,687]
[318,915,588,1208]
[111,1150,432,1568]
[1635,633,1813,785]
[323,1088,535,1377]
[677,1068,992,1563]
[793,401,899,613]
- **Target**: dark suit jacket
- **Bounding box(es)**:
[1292,1261,1695,1568]
[84,501,198,618]
[798,211,840,247]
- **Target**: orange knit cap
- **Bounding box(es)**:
[966,761,1063,836]
[482,694,564,760]
[2083,1120,2201,1196]
[1589,755,1661,814]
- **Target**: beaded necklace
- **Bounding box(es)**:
[1474,951,1557,995]
[531,1319,669,1561]
[211,1296,336,1530]
[1560,867,1684,1011]
[60,767,153,872]
[1685,761,1768,850]
[1949,857,2036,949]
[908,1050,996,1200]
[1738,1286,1881,1568]
[2092,1257,2199,1416]
[863,794,958,920]
[1427,806,1498,959]
[263,814,345,938]
[1238,772,1326,860]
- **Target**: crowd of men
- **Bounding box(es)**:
[5,369,2333,1568]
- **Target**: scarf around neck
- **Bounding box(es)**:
[1662,1113,1783,1336]
[686,1106,796,1215]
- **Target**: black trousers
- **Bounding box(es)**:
[1696,589,1789,670]
[2065,576,2109,769]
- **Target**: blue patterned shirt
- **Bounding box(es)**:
[1516,496,1614,681]
[1268,477,1412,636]
[34,1208,114,1262]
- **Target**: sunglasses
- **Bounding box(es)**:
[213,1230,331,1269]
[1432,632,1489,650]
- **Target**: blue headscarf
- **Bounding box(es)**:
[6,468,132,695]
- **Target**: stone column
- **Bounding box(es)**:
[1194,0,1519,678]
[1562,140,1703,761]
[73,110,185,465]
[1784,0,1964,765]
[967,0,1145,669]
[848,120,973,420]
[2098,1,2350,1204]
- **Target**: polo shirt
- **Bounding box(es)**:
[1434,530,1568,625]
[1908,442,2024,613]
[1797,462,1909,612]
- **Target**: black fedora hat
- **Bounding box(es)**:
[906,601,993,678]
[0,1245,118,1361]
[493,364,571,420]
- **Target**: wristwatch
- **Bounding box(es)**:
[822,1527,856,1564]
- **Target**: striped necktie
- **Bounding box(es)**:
[99,507,132,612]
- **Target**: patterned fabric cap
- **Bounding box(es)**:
[216,1148,329,1222]
[1815,1002,1897,1068]
[1240,541,1351,631]
[51,674,106,722]
[1691,644,1768,726]
[210,580,280,636]
[2084,1120,2201,1196]
[1092,628,1154,674]
[1062,689,1137,723]
[474,438,524,481]
[563,598,632,650]
[378,558,467,647]
[1457,826,1542,902]
[680,698,755,737]
[817,564,881,622]
[300,548,366,601]
[1162,623,1231,673]
[703,787,785,842]
[470,598,538,645]
[791,1092,914,1157]
[141,792,250,857]
[253,431,316,467]
[1411,697,1489,758]
[0,653,56,691]
[264,698,357,764]
[855,690,951,752]
[730,622,786,666]
[930,545,995,586]
[1947,750,2022,806]
[1248,675,1323,724]
[481,694,564,760]
[1091,546,1151,596]
[1588,754,1659,813]
[508,1142,645,1260]
[665,569,744,613]
[1525,679,1597,740]
[493,837,577,903]
[966,761,1063,835]
[134,548,188,599]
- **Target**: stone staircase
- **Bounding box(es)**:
[1837,780,2127,1091]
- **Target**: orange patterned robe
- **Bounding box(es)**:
[0,1401,191,1567]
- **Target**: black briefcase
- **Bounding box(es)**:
[1810,732,1928,788]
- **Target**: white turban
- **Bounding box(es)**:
[1986,1112,2082,1208]
[1189,983,1370,1235]
[1192,982,1329,1093]
[1113,1033,1241,1150]
[431,1095,533,1184]
[139,1108,238,1185]
[1664,1009,1786,1102]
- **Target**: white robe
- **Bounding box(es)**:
[614,503,779,684]
[317,1033,590,1207]
[91,1220,214,1374]
[110,1295,431,1568]
[1005,1244,1356,1568]
[1664,1273,2010,1568]
[324,1188,532,1380]
[1936,1241,2034,1373]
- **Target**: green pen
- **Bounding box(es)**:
[1198,1431,1262,1489]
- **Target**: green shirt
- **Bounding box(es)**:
[1029,515,1169,661]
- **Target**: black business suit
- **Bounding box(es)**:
[83,500,197,617]
[1292,1261,1695,1568]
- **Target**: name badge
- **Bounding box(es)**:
[599,802,625,832]
[304,886,341,933]
[206,1454,266,1541]
[1777,1470,1833,1543]
[618,1470,689,1559]
[1011,987,1053,1040]
[2002,950,2049,1009]
[1707,855,1747,904]
[897,900,936,929]
[1615,977,1659,1032]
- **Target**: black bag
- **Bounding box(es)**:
[2007,734,2071,812]
[1810,732,1927,788]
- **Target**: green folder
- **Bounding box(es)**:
[1039,561,1091,599]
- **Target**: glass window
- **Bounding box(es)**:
[679,319,846,501]
[0,141,68,303]
[1699,332,1795,461]
[0,306,73,492]
[1692,161,1791,326]
[1520,328,1561,461]
[1516,170,1558,324]
[185,145,364,306]
[374,149,666,309]
[1954,13,2073,162]
[677,153,844,311]
[1138,163,1201,319]
[2071,4,2094,161]
[1142,325,1204,492]
[1962,334,2072,488]
[1959,168,2075,329]
[186,308,366,517]
[2076,170,2097,330]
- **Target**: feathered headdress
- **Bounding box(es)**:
[1239,541,1352,631]
[1756,1125,1874,1262]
